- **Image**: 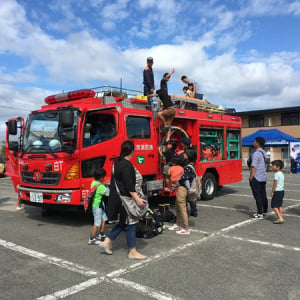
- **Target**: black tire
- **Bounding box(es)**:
[201,172,217,200]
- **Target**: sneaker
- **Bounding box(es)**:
[15,206,23,211]
[97,234,106,242]
[168,224,181,231]
[88,238,101,245]
[176,229,190,235]
[252,213,264,219]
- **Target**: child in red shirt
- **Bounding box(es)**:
[168,156,184,191]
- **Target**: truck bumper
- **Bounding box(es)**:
[17,185,81,206]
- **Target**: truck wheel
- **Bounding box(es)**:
[201,173,217,200]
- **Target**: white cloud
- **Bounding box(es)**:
[0,84,56,140]
[240,0,300,17]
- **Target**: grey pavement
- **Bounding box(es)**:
[0,171,299,300]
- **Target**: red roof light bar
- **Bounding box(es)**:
[45,89,96,104]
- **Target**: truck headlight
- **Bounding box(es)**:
[56,193,71,203]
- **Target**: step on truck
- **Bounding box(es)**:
[5,86,242,212]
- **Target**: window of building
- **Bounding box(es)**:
[248,115,264,128]
[126,116,151,139]
[281,112,299,126]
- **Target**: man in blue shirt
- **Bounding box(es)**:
[249,137,268,219]
[143,57,155,96]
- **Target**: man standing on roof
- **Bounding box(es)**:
[143,57,155,96]
[181,75,203,100]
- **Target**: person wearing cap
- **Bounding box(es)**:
[143,57,155,96]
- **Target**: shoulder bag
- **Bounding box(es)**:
[112,163,148,223]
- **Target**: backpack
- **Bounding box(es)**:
[83,184,104,213]
[156,204,176,223]
[187,165,202,203]
[136,208,164,239]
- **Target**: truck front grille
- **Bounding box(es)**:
[22,172,61,185]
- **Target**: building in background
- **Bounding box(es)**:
[235,106,300,168]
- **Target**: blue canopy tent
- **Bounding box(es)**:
[242,129,300,147]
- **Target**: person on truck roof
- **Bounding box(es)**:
[157,69,176,127]
[181,75,203,99]
[143,57,155,96]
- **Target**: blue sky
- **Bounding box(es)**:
[1,0,300,139]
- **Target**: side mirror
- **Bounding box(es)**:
[8,120,18,135]
[8,141,18,151]
[61,129,75,142]
[60,110,74,128]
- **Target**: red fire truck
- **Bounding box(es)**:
[5,86,242,213]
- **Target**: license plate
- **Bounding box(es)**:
[30,192,43,203]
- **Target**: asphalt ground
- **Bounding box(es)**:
[0,171,299,300]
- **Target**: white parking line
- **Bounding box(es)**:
[240,180,300,186]
[198,203,300,212]
[106,233,216,278]
[36,277,104,300]
[0,215,286,300]
[222,235,300,252]
[197,203,250,213]
[0,238,97,277]
[228,185,300,192]
[220,219,255,232]
[111,278,180,300]
[220,192,300,202]
[284,213,300,219]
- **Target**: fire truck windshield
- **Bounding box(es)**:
[22,111,77,154]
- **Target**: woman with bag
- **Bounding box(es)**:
[168,147,197,235]
[101,140,148,260]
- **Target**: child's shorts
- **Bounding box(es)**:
[93,207,108,226]
[271,190,284,208]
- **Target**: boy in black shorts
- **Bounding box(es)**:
[270,160,285,224]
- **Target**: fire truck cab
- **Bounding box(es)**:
[5,86,242,211]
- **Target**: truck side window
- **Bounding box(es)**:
[83,113,116,147]
[199,128,224,161]
[227,130,241,160]
[126,116,151,139]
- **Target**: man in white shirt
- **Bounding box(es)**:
[181,76,203,99]
[290,147,297,174]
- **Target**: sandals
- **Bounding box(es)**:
[100,243,112,255]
